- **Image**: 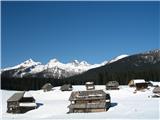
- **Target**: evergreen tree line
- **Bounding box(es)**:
[1,68,160,90]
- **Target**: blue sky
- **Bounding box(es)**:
[1,1,159,68]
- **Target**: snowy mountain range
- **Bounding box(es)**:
[2,49,160,90]
[1,54,128,79]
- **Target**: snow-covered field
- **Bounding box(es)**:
[1,83,160,120]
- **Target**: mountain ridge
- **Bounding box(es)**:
[1,54,128,79]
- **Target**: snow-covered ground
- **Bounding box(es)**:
[1,83,160,120]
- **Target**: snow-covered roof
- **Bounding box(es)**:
[19,103,37,107]
[85,82,94,85]
[23,92,33,97]
[41,83,53,89]
[133,79,146,84]
[7,92,25,102]
[60,84,72,91]
[106,81,119,87]
[150,81,160,86]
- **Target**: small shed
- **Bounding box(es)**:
[41,83,53,92]
[68,90,110,113]
[106,81,119,90]
[60,84,73,91]
[153,87,160,94]
[85,82,95,90]
[128,79,146,87]
[7,92,37,113]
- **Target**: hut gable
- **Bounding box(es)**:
[60,84,72,91]
[85,82,95,90]
[41,83,53,92]
[106,81,119,90]
[68,90,110,113]
[7,92,37,113]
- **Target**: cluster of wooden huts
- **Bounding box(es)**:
[7,79,159,114]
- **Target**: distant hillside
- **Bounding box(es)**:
[63,49,160,85]
[1,49,160,90]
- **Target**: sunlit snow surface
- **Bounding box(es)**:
[1,83,160,120]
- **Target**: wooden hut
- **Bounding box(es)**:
[7,92,37,113]
[128,79,148,90]
[41,83,53,92]
[68,90,110,113]
[128,79,146,87]
[152,87,160,98]
[153,87,160,94]
[60,84,73,91]
[85,82,95,90]
[106,81,119,90]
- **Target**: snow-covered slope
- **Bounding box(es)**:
[1,82,160,120]
[3,59,41,71]
[1,59,42,78]
[108,54,128,63]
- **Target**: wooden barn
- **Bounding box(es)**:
[60,84,73,91]
[7,92,37,113]
[85,82,95,90]
[41,83,53,92]
[68,90,111,113]
[106,81,119,90]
